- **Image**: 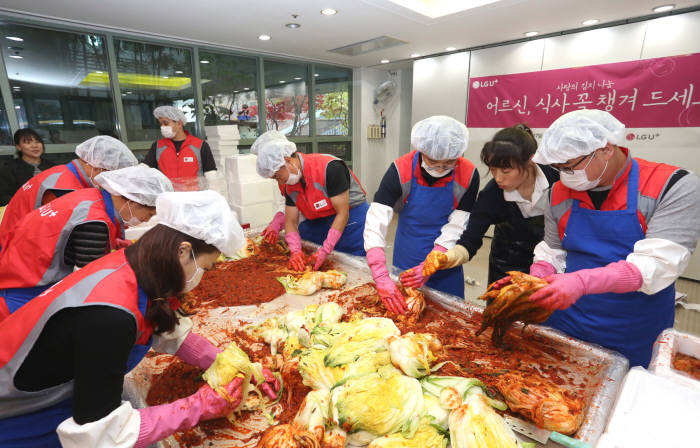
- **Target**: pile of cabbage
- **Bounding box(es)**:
[250,303,531,448]
[277,270,348,296]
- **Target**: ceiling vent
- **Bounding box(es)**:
[329,36,408,56]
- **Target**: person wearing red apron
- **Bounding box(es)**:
[0,191,278,448]
[0,135,138,249]
[364,116,479,314]
[513,110,700,368]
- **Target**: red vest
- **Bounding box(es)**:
[0,250,151,417]
[284,153,366,220]
[155,132,204,191]
[550,148,680,240]
[0,189,123,290]
[0,161,90,247]
[393,150,477,211]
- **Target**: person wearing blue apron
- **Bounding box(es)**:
[0,191,279,448]
[364,116,480,314]
[517,109,700,368]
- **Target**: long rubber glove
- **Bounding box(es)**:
[285,231,306,271]
[400,245,447,288]
[174,332,221,370]
[529,260,643,310]
[366,247,408,315]
[421,244,469,277]
[308,228,342,271]
[134,379,243,448]
[251,367,281,400]
[490,260,557,291]
[262,212,285,244]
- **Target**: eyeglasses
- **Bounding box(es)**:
[553,152,594,174]
[422,156,458,171]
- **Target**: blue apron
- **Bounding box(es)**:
[299,201,369,257]
[66,160,87,186]
[545,160,674,367]
[0,287,152,446]
[393,152,465,298]
[1,191,121,315]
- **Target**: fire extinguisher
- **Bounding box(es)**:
[380,111,386,138]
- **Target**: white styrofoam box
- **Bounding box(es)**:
[230,202,275,228]
[598,367,700,448]
[205,125,239,140]
[209,142,238,151]
[648,328,700,391]
[225,155,260,183]
[227,178,275,207]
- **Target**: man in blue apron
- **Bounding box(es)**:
[522,109,700,368]
[364,116,480,314]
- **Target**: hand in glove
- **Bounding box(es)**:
[366,247,407,315]
[262,212,285,244]
[285,231,307,271]
[251,367,280,400]
[490,261,557,291]
[421,244,469,277]
[175,332,221,370]
[308,228,342,271]
[529,260,642,310]
[400,245,447,288]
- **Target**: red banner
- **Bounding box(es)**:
[467,53,700,128]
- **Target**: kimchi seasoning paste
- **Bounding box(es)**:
[673,352,700,380]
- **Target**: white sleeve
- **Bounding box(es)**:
[363,202,393,251]
[533,240,567,273]
[626,238,691,295]
[150,316,193,355]
[57,401,140,448]
[204,170,217,179]
[434,210,470,249]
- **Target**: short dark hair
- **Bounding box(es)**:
[125,224,218,333]
[480,123,537,171]
[13,128,45,156]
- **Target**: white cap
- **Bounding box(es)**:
[95,164,173,207]
[153,105,187,124]
[534,109,626,165]
[250,130,287,155]
[75,136,138,170]
[411,115,469,160]
[156,190,245,257]
[255,139,298,178]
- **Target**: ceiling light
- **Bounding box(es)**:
[279,80,286,83]
[175,70,183,74]
[258,34,271,41]
[314,73,319,77]
[6,36,23,42]
[244,87,250,90]
[653,4,675,12]
[8,54,23,59]
[524,31,539,37]
[15,105,21,108]
[445,46,456,51]
[96,71,103,74]
[410,53,420,58]
[582,19,599,26]
[234,90,239,93]
[126,91,132,94]
[200,60,210,64]
[285,23,301,29]
[12,86,20,89]
[121,93,126,96]
[162,76,169,79]
[321,8,337,15]
[294,77,302,80]
[380,59,390,63]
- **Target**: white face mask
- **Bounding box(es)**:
[161,125,176,139]
[560,153,608,191]
[421,160,451,178]
[285,163,301,185]
[183,249,204,293]
[118,201,142,227]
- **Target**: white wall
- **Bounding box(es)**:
[412,52,470,125]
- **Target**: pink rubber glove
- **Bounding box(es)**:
[285,231,306,271]
[308,228,342,271]
[366,247,408,315]
[251,367,281,400]
[115,238,132,249]
[529,260,643,310]
[530,260,557,279]
[134,378,243,448]
[262,212,285,244]
[175,332,221,370]
[399,245,446,288]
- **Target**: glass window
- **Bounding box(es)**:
[264,60,308,137]
[113,39,194,142]
[1,24,117,144]
[318,141,351,163]
[314,66,351,136]
[0,91,11,145]
[199,52,259,140]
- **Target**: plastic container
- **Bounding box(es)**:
[648,328,700,391]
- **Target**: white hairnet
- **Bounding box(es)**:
[75,136,138,170]
[411,115,469,160]
[153,105,187,124]
[255,139,297,178]
[95,164,173,207]
[250,130,287,155]
[533,109,626,165]
[156,190,245,257]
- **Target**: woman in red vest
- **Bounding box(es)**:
[0,190,279,447]
[144,106,218,191]
[256,138,369,271]
[0,165,173,319]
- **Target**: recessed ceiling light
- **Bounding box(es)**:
[162,76,169,79]
[8,54,23,59]
[96,70,103,74]
[234,90,239,93]
[6,36,23,42]
[121,93,126,96]
[285,23,301,29]
[582,19,599,26]
[175,70,183,74]
[410,53,421,58]
[524,31,539,37]
[321,8,337,15]
[445,46,456,51]
[279,80,286,83]
[653,4,675,12]
[314,73,319,77]
[258,34,271,41]
[200,60,210,64]
[380,59,390,63]
[244,87,250,90]
[294,77,302,80]
[15,105,21,108]
[126,91,132,94]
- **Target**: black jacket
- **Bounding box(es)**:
[0,157,56,206]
